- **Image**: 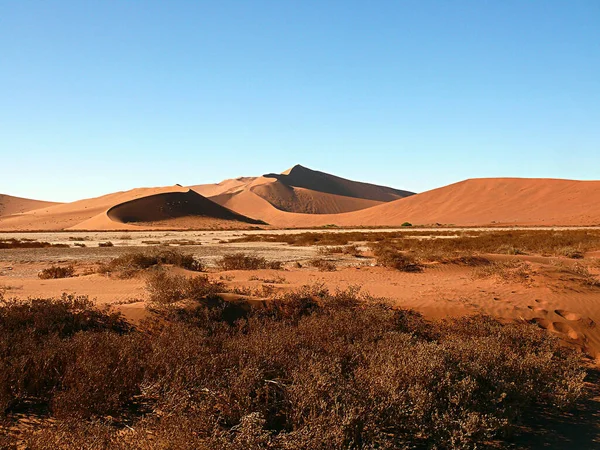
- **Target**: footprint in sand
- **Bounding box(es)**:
[527,305,548,314]
[554,309,582,321]
[554,310,596,328]
[551,321,581,341]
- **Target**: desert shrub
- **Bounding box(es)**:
[0,239,68,249]
[372,244,422,272]
[558,246,584,259]
[401,221,412,227]
[146,272,224,304]
[38,265,75,279]
[0,295,131,415]
[98,241,114,247]
[231,230,600,258]
[99,249,204,277]
[218,253,282,270]
[51,332,146,418]
[0,287,589,449]
[308,258,337,271]
[319,244,362,257]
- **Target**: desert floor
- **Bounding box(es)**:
[2,228,600,447]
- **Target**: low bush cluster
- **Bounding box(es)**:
[308,258,337,271]
[145,272,225,304]
[98,249,204,278]
[372,244,423,272]
[0,287,587,449]
[0,239,68,249]
[217,253,283,270]
[38,265,76,279]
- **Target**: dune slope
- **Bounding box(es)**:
[333,178,600,227]
[0,194,59,217]
[107,190,264,226]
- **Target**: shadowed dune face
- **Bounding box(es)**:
[107,190,264,226]
[250,180,384,214]
[0,194,59,217]
[264,164,415,202]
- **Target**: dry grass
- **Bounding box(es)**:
[0,286,587,449]
[217,253,283,271]
[38,265,75,280]
[473,260,534,283]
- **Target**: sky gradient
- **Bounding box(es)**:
[1,0,599,202]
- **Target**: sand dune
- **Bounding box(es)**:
[333,178,600,227]
[263,165,414,202]
[0,186,263,231]
[206,177,600,228]
[250,181,383,214]
[2,173,599,231]
[192,164,412,217]
[0,194,59,217]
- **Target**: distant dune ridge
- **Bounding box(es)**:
[0,194,59,217]
[0,167,599,231]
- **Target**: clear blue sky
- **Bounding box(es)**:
[1,0,599,202]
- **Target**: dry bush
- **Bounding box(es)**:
[0,295,131,415]
[372,244,423,272]
[98,241,114,247]
[217,253,282,271]
[309,259,337,272]
[319,244,362,257]
[51,332,146,418]
[146,272,224,304]
[98,249,204,278]
[38,265,75,280]
[557,246,584,259]
[0,239,68,249]
[9,286,588,449]
[232,230,600,259]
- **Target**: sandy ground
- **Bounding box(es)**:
[2,230,600,447]
[2,230,600,360]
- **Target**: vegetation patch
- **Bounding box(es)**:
[0,287,587,449]
[38,265,76,280]
[217,253,283,271]
[98,249,205,278]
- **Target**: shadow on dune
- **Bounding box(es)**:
[107,190,265,225]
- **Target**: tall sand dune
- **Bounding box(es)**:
[264,164,414,202]
[334,178,600,227]
[0,194,59,217]
[250,181,383,214]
